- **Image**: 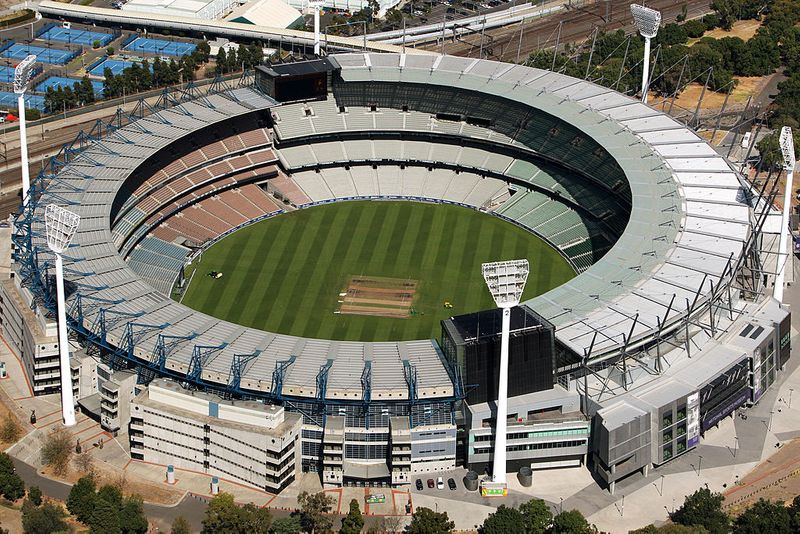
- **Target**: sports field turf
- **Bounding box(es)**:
[180,201,575,342]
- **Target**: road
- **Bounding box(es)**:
[429,0,714,61]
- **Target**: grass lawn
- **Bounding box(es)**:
[180,201,575,342]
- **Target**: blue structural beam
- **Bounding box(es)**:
[271,356,295,397]
[361,361,372,404]
[91,307,144,344]
[226,350,261,394]
[187,343,228,383]
[403,361,417,402]
[69,294,123,329]
[316,359,334,402]
[151,333,197,372]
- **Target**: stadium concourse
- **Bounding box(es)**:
[4,53,789,497]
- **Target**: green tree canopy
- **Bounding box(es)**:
[550,509,593,534]
[733,498,791,534]
[120,494,149,534]
[202,492,244,533]
[341,498,365,534]
[671,488,729,534]
[405,507,455,534]
[481,504,525,534]
[89,497,122,534]
[519,498,553,534]
[67,475,97,524]
[21,500,69,534]
[270,515,302,534]
[298,490,335,534]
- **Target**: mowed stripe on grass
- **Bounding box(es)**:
[180,201,575,342]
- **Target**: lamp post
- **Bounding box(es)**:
[630,4,661,104]
[482,259,529,487]
[14,54,36,207]
[44,204,80,427]
[774,126,795,302]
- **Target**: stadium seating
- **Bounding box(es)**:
[126,236,190,295]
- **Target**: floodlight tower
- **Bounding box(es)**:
[482,259,529,487]
[775,126,795,302]
[45,204,81,427]
[14,54,36,206]
[630,4,661,104]
[309,0,324,55]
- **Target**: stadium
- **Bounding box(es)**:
[9,53,790,494]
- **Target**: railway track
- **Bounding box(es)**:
[428,0,714,61]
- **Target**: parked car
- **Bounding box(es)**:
[427,478,435,489]
[416,479,423,491]
[436,476,444,490]
[448,478,457,490]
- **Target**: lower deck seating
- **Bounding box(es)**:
[150,183,281,248]
[288,166,507,209]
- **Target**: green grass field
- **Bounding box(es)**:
[179,201,575,342]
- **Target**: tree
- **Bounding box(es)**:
[549,510,592,534]
[67,475,97,524]
[481,505,524,534]
[341,499,365,534]
[270,515,302,534]
[119,494,149,534]
[683,20,707,38]
[241,502,272,534]
[202,492,243,533]
[27,486,42,507]
[733,498,791,534]
[405,507,454,534]
[171,516,192,534]
[21,500,69,534]
[671,488,729,534]
[89,496,122,534]
[40,428,72,476]
[298,490,335,534]
[519,498,552,534]
[97,483,124,510]
[0,415,22,443]
[0,452,25,501]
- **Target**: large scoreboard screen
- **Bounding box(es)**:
[255,59,333,103]
[274,73,327,102]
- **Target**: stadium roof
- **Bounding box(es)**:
[328,53,749,361]
[28,54,750,404]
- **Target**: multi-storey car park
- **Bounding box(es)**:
[6,53,790,495]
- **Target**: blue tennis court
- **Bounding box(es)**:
[123,37,195,57]
[0,66,13,84]
[35,77,104,96]
[1,43,78,65]
[38,26,115,47]
[89,59,135,77]
[0,91,44,111]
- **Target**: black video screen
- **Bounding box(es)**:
[275,74,326,102]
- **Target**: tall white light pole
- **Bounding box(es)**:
[45,204,81,427]
[482,259,529,486]
[630,4,660,104]
[14,54,36,207]
[309,1,324,55]
[775,126,795,302]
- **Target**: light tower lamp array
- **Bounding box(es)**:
[775,126,795,302]
[44,204,81,427]
[14,54,37,207]
[481,259,529,492]
[630,4,661,104]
